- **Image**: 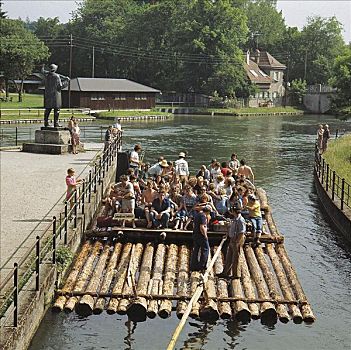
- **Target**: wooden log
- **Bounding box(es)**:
[240,252,260,319]
[117,243,144,315]
[244,245,277,323]
[265,211,280,237]
[175,245,190,319]
[275,244,316,323]
[106,242,133,314]
[52,241,91,312]
[189,271,202,319]
[256,187,269,211]
[127,242,155,322]
[76,242,111,316]
[199,251,219,321]
[212,249,231,319]
[230,278,251,322]
[255,245,289,323]
[94,242,123,314]
[266,244,303,323]
[147,244,167,319]
[64,241,102,313]
[158,244,179,319]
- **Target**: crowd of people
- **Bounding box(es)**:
[103,145,263,276]
[316,124,330,154]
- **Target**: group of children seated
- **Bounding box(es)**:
[104,149,263,239]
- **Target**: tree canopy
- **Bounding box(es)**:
[0,18,49,99]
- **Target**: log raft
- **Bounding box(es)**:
[53,187,315,325]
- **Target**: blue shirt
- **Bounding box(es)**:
[151,197,170,213]
[228,215,246,238]
[193,211,207,236]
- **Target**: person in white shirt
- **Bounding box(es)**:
[129,144,142,174]
[175,152,189,185]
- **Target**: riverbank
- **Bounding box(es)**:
[157,106,304,116]
[323,134,351,184]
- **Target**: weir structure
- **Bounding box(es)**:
[0,133,122,350]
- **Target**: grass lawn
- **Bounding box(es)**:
[96,110,172,118]
[323,134,351,185]
[0,93,43,109]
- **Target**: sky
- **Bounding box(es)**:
[2,0,351,43]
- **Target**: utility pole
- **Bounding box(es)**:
[68,34,73,108]
[92,46,95,78]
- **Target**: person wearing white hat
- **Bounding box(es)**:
[175,151,189,185]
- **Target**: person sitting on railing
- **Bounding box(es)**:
[149,188,171,229]
[66,168,83,209]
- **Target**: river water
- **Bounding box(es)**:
[29,114,351,350]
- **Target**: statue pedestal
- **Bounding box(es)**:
[22,127,84,155]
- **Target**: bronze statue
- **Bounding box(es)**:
[42,64,70,127]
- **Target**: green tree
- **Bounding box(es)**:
[0,19,49,100]
[289,78,307,105]
[330,48,351,107]
[245,0,286,51]
[300,16,346,84]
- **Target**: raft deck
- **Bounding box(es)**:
[53,189,315,324]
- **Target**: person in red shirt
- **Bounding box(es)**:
[221,162,231,177]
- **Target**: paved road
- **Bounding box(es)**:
[0,145,103,276]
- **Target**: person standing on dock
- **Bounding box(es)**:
[316,124,324,153]
[322,124,330,154]
[216,207,246,280]
[190,205,212,272]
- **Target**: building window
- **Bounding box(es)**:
[273,92,278,98]
[134,95,147,101]
[273,72,279,81]
[91,95,105,101]
[114,94,126,100]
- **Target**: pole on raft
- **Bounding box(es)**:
[166,236,226,350]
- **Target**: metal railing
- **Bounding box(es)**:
[0,132,122,329]
[315,145,350,211]
[0,125,108,147]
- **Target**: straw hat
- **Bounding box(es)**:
[159,159,169,167]
[178,152,186,158]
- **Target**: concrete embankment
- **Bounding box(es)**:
[157,107,304,117]
[314,169,351,242]
[0,117,95,124]
[0,142,118,350]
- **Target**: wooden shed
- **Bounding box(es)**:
[62,78,160,110]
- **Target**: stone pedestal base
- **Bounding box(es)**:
[22,128,84,155]
[35,129,71,144]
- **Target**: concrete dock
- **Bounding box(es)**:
[0,144,103,275]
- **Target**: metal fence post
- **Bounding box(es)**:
[36,236,40,291]
[74,191,77,229]
[94,164,97,193]
[64,202,68,244]
[321,158,325,185]
[82,180,85,215]
[100,126,103,141]
[341,179,345,211]
[100,158,103,183]
[326,164,329,191]
[52,216,57,264]
[14,263,18,327]
[15,127,18,146]
[88,170,92,202]
[332,171,336,201]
